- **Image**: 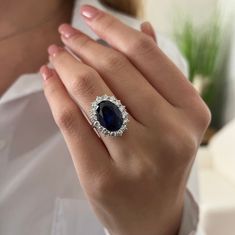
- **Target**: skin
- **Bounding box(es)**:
[40,4,211,235]
[0,0,150,96]
[0,0,74,96]
[1,0,211,234]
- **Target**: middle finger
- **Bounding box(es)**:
[58,24,170,124]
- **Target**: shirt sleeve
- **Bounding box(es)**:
[178,189,202,235]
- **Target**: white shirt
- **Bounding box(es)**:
[0,0,201,234]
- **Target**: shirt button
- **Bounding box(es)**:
[0,139,6,150]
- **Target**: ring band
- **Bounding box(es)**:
[90,95,129,137]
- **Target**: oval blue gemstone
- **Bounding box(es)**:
[96,101,123,132]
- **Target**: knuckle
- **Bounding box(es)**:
[163,128,198,163]
[70,69,97,97]
[181,133,198,158]
[55,105,77,130]
[191,94,212,129]
[101,52,126,72]
[126,34,155,55]
[198,103,212,129]
[175,132,198,162]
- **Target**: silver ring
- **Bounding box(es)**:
[89,95,129,137]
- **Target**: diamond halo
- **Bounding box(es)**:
[89,95,129,137]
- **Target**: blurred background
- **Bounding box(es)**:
[141,1,235,234]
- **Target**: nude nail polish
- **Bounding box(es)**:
[80,5,99,20]
[48,44,62,57]
[58,24,78,39]
[40,65,53,81]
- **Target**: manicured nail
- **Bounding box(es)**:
[58,24,78,39]
[48,44,62,57]
[141,22,151,32]
[80,5,100,20]
[40,65,53,81]
[141,21,157,42]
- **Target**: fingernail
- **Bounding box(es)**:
[80,5,99,20]
[48,44,62,57]
[40,65,53,81]
[142,22,151,31]
[58,24,78,39]
[141,21,157,42]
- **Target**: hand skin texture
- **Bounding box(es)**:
[40,5,211,235]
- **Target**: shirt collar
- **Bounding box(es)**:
[0,0,139,104]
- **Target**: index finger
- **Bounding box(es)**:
[80,5,199,108]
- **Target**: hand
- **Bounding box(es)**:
[40,5,211,235]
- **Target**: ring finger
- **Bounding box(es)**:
[48,44,141,156]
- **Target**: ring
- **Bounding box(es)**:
[90,95,129,137]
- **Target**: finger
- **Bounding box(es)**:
[140,21,157,43]
[80,5,198,108]
[58,24,170,124]
[40,65,111,180]
[47,45,140,156]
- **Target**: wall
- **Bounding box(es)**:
[144,0,218,36]
[143,0,235,125]
[219,0,235,124]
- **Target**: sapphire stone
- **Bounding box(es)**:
[96,101,123,132]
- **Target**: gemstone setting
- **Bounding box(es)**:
[90,95,129,137]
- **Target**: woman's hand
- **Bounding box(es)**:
[40,5,211,235]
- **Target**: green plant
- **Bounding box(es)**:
[174,12,225,128]
[174,13,221,82]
